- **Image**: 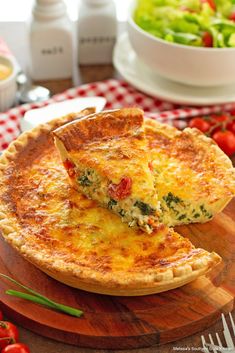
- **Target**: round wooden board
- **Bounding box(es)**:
[0,200,234,349]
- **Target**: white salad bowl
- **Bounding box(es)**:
[127,0,235,87]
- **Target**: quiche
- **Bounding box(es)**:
[145,119,235,227]
[53,108,160,233]
[0,109,221,296]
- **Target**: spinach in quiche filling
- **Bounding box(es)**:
[108,199,117,209]
[134,200,156,216]
[78,169,100,188]
[160,192,213,225]
[78,175,93,187]
[163,192,183,210]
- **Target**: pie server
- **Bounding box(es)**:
[20,96,107,132]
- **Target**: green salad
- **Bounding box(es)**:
[134,0,235,47]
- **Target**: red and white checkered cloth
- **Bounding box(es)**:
[1,79,235,151]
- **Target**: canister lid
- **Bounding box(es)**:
[82,0,111,6]
[33,0,67,20]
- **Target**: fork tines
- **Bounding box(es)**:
[222,313,235,349]
[201,312,235,353]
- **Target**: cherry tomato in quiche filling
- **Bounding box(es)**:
[2,343,30,353]
[0,311,3,321]
[189,118,211,132]
[0,322,19,349]
[63,159,76,178]
[212,130,235,156]
[108,177,132,201]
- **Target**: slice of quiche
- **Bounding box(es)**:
[145,118,235,227]
[53,108,160,233]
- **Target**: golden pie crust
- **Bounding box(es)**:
[53,108,144,151]
[0,110,222,295]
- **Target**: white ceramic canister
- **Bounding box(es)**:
[29,0,74,81]
[78,0,117,65]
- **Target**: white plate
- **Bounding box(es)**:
[20,96,106,132]
[113,33,235,106]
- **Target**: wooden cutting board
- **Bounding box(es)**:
[0,199,234,350]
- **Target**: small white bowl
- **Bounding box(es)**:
[127,0,235,87]
[0,55,18,112]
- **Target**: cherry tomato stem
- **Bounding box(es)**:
[0,322,18,350]
[189,113,235,157]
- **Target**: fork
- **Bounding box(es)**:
[201,312,235,353]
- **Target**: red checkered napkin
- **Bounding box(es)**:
[1,79,235,151]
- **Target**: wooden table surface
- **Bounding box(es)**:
[17,315,234,353]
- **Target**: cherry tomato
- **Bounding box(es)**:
[227,120,235,134]
[108,177,132,201]
[0,322,19,350]
[201,0,216,10]
[2,343,30,353]
[202,31,213,47]
[229,11,235,21]
[212,130,235,156]
[210,114,230,123]
[189,118,211,132]
[0,311,3,321]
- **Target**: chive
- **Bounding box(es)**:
[6,290,83,317]
[0,273,83,318]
